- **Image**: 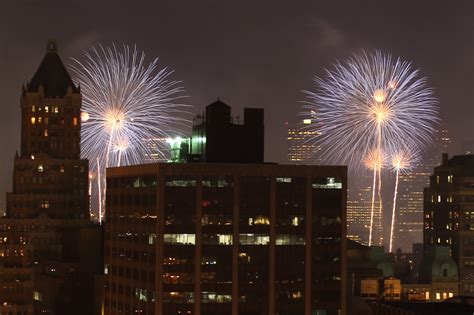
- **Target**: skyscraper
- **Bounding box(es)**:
[394,127,452,252]
[0,41,102,315]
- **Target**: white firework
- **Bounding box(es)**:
[71,44,190,222]
[303,50,438,247]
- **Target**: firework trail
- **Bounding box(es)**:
[364,149,385,246]
[71,44,190,222]
[389,146,419,253]
[304,51,438,247]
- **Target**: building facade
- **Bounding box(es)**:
[104,163,347,315]
[0,41,102,315]
[424,154,474,297]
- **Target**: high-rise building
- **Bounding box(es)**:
[0,41,102,315]
[104,101,347,315]
[346,175,377,246]
[423,153,474,297]
[286,120,320,165]
[394,126,452,252]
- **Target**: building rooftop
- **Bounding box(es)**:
[26,40,79,97]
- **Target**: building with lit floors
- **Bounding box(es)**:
[104,164,346,315]
[286,120,320,165]
[346,175,376,246]
[104,101,347,315]
[424,154,474,297]
[0,41,102,315]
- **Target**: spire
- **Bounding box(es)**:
[47,39,58,53]
[26,40,79,97]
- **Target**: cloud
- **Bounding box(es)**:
[307,18,344,48]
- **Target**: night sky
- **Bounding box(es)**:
[0,1,473,210]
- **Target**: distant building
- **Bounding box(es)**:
[347,176,377,246]
[286,119,320,165]
[0,41,102,315]
[394,126,452,252]
[424,153,474,296]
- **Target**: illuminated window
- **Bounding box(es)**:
[104,264,109,275]
[238,252,251,263]
[201,292,232,303]
[73,117,78,126]
[239,234,270,245]
[38,165,44,172]
[32,105,36,112]
[276,177,292,183]
[44,129,48,137]
[448,175,453,183]
[437,195,441,203]
[202,234,233,245]
[291,216,301,226]
[436,292,441,300]
[448,292,453,298]
[44,106,49,113]
[164,234,195,245]
[53,106,59,114]
[201,257,217,265]
[249,215,270,226]
[436,176,440,184]
[165,179,196,187]
[60,166,65,173]
[31,117,36,124]
[135,288,147,301]
[313,177,342,189]
[38,117,42,123]
[425,291,430,300]
[148,233,156,245]
[276,234,305,245]
[442,292,447,299]
[40,201,50,209]
[34,291,43,301]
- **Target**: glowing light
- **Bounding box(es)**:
[71,44,190,222]
[303,119,312,124]
[81,111,89,122]
[303,50,438,246]
[373,89,387,103]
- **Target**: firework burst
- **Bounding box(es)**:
[303,50,438,247]
[71,44,190,222]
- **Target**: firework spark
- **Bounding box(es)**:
[303,50,438,247]
[389,146,419,253]
[71,44,190,222]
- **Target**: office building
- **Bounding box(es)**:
[104,163,346,315]
[424,153,474,296]
[0,41,102,315]
[104,101,347,315]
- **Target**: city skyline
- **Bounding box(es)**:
[1,1,473,208]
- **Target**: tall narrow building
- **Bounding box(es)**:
[0,41,102,315]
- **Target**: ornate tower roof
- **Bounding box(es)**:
[27,40,79,97]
